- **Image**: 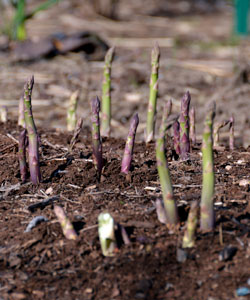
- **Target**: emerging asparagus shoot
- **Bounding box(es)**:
[182,201,198,248]
[121,113,139,174]
[18,95,25,127]
[200,102,216,231]
[67,90,79,131]
[91,96,103,178]
[156,136,178,226]
[229,115,235,151]
[146,42,160,143]
[159,99,172,139]
[98,212,117,257]
[101,46,115,137]
[179,91,191,160]
[173,120,180,155]
[54,205,77,240]
[213,120,229,148]
[23,76,41,185]
[18,129,28,183]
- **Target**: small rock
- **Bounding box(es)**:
[225,165,232,171]
[239,179,250,187]
[165,282,174,291]
[236,287,250,296]
[219,245,237,261]
[236,159,245,165]
[176,248,188,263]
[247,278,250,286]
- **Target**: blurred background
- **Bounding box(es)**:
[0,0,249,146]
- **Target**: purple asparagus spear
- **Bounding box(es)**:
[18,129,28,183]
[179,91,191,160]
[121,113,139,174]
[173,120,180,155]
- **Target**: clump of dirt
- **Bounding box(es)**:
[0,120,249,300]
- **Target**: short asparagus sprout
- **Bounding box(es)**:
[18,129,28,183]
[156,137,178,225]
[229,115,235,151]
[0,106,7,122]
[213,120,229,148]
[159,99,172,139]
[69,117,83,152]
[146,42,160,143]
[179,91,191,160]
[155,198,167,224]
[173,120,180,155]
[67,90,79,131]
[101,46,115,137]
[182,201,198,248]
[121,113,139,174]
[91,96,103,178]
[23,75,41,185]
[98,212,117,257]
[189,106,196,145]
[18,95,25,127]
[200,102,216,231]
[54,205,77,240]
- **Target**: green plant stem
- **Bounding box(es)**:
[101,46,115,137]
[159,99,172,139]
[146,42,160,143]
[18,95,25,127]
[67,90,79,131]
[200,102,216,231]
[179,91,191,160]
[23,75,41,185]
[156,137,178,225]
[182,201,198,248]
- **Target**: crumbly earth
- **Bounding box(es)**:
[0,1,250,299]
[0,120,249,300]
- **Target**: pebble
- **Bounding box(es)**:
[225,165,232,171]
[239,179,250,187]
[176,248,188,263]
[247,278,250,286]
[218,245,237,261]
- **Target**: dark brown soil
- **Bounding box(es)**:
[0,120,249,300]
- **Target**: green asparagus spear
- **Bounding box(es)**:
[179,91,191,160]
[67,90,79,131]
[182,201,198,248]
[200,102,216,231]
[146,42,160,143]
[54,205,77,240]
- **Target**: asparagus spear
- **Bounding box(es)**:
[18,95,25,127]
[159,99,172,139]
[189,106,196,145]
[18,129,28,183]
[173,120,180,155]
[156,136,178,225]
[54,205,77,240]
[179,91,191,160]
[200,102,216,231]
[101,46,115,137]
[98,212,117,257]
[182,201,198,248]
[146,42,160,143]
[121,113,139,174]
[91,96,103,178]
[67,90,79,131]
[0,106,7,122]
[229,115,235,151]
[23,75,41,185]
[213,120,229,148]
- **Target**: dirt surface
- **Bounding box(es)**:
[0,1,250,299]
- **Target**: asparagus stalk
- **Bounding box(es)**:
[91,96,103,178]
[101,46,115,137]
[155,198,167,224]
[229,115,235,150]
[156,136,178,225]
[200,102,216,231]
[179,91,191,160]
[213,120,229,148]
[189,106,196,145]
[18,129,28,183]
[159,99,172,139]
[18,95,25,127]
[54,205,77,240]
[146,42,160,143]
[182,201,198,248]
[0,106,7,123]
[98,212,117,257]
[69,117,83,152]
[67,90,79,131]
[23,75,41,185]
[121,113,139,174]
[173,120,180,155]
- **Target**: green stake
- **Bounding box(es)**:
[146,42,160,143]
[101,46,115,137]
[200,102,216,231]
